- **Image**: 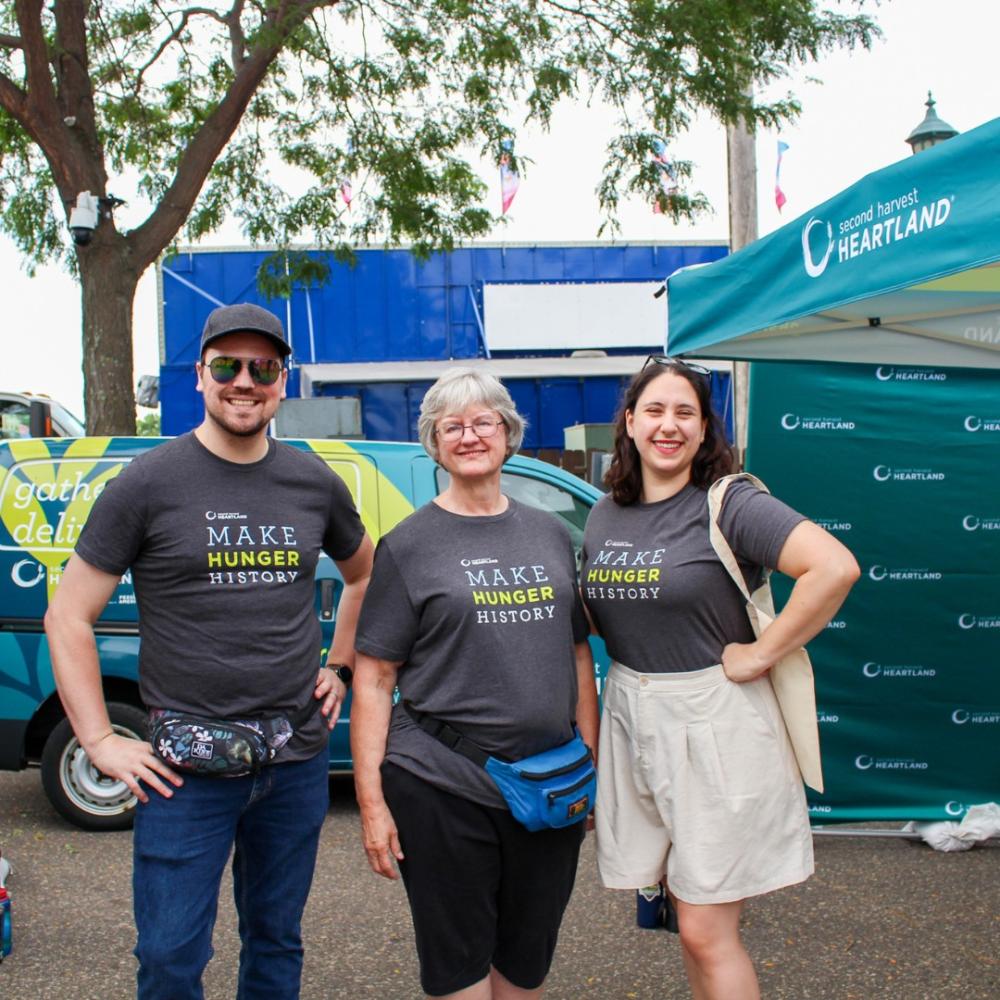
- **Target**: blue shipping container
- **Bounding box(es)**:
[159,243,730,444]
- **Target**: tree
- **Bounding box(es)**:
[135,410,161,435]
[0,0,876,434]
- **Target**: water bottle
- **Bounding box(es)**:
[636,883,664,928]
[0,886,10,960]
[635,882,679,933]
[0,851,11,961]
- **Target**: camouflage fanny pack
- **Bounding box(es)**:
[149,701,317,778]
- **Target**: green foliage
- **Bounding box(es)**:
[135,412,161,436]
[0,0,879,275]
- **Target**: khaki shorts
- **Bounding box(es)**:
[596,662,814,905]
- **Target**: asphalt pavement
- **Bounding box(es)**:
[1,769,997,999]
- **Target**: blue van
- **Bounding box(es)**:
[0,436,605,829]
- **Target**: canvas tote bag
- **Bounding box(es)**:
[707,473,824,793]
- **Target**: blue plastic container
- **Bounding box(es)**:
[0,887,11,960]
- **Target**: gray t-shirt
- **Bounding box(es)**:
[355,498,590,808]
[74,432,364,760]
[581,480,805,673]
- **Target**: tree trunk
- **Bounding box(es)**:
[78,241,140,436]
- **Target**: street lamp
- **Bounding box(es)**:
[905,92,958,154]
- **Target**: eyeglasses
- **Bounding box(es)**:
[436,417,505,442]
[642,355,712,377]
[205,356,284,386]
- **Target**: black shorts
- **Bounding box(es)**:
[381,762,584,997]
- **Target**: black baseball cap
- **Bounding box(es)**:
[199,303,291,358]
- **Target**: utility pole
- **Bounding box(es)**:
[726,113,758,469]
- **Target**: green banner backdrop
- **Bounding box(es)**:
[747,360,1000,822]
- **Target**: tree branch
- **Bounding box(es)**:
[133,4,242,87]
[0,33,23,49]
[129,0,332,270]
[13,0,60,121]
[10,0,92,204]
[541,0,618,36]
[51,0,108,201]
[226,0,248,70]
[0,72,27,119]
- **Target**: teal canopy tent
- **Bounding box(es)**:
[668,116,1000,368]
[668,118,1000,823]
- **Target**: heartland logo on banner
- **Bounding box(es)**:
[872,465,946,482]
[854,754,929,771]
[950,708,1000,725]
[779,413,856,431]
[861,661,936,679]
[816,710,840,723]
[956,613,1000,630]
[801,185,954,280]
[867,565,942,582]
[812,517,852,533]
[824,619,847,630]
[873,366,948,382]
[962,414,1000,432]
[808,804,833,815]
[961,515,1000,531]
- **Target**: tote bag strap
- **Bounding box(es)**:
[707,473,825,793]
[706,472,771,604]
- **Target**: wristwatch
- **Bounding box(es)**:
[329,663,353,686]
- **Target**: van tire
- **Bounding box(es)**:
[40,702,148,831]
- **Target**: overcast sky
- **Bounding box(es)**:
[4,0,997,419]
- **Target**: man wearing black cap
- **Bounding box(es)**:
[46,303,374,999]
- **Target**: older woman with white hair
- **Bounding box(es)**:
[352,367,599,1000]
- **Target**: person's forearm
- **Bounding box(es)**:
[326,579,368,666]
[327,535,374,666]
[573,643,600,759]
[753,560,859,669]
[44,558,182,802]
[350,656,397,808]
[45,610,115,754]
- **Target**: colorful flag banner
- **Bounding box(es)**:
[340,140,353,209]
[500,139,520,215]
[651,138,677,214]
[775,139,789,213]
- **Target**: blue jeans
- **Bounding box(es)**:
[133,751,329,1000]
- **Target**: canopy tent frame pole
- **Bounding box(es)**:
[725,111,757,468]
[811,827,923,839]
[812,826,1000,843]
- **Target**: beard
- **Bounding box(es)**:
[204,395,273,438]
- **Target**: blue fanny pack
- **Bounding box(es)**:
[404,703,596,832]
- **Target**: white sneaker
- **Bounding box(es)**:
[0,854,11,887]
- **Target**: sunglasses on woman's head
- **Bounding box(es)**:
[205,356,284,386]
[642,355,712,377]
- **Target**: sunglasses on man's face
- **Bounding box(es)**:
[204,356,284,386]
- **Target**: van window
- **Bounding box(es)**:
[0,401,31,439]
[501,472,590,563]
[48,402,86,437]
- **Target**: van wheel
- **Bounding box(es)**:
[40,702,148,831]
